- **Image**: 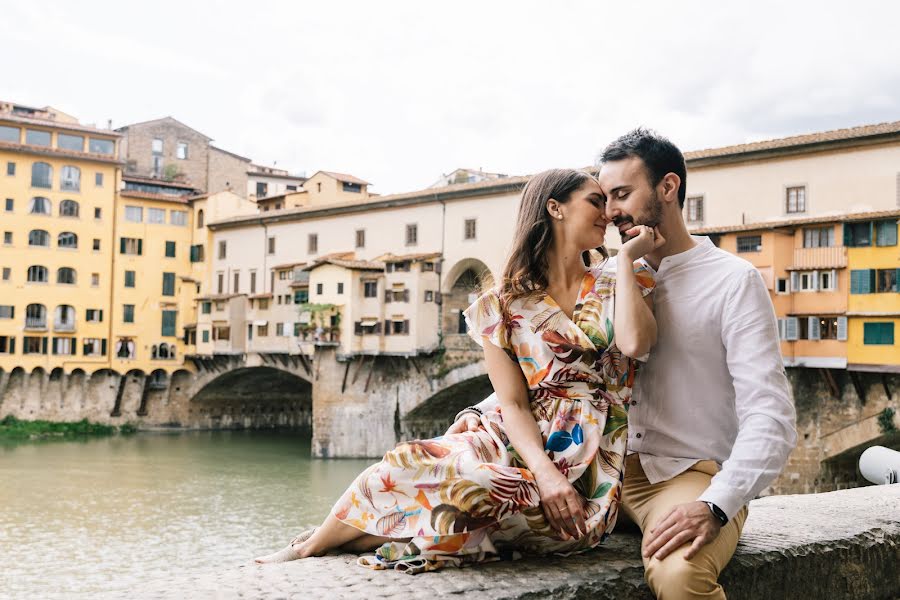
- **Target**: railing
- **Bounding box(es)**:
[25,317,47,329]
[790,246,847,270]
[54,320,75,332]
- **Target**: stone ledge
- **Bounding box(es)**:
[139,485,899,599]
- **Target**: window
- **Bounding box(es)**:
[4,198,11,212]
[217,272,224,294]
[819,269,836,291]
[201,302,211,314]
[257,324,268,337]
[294,289,309,304]
[31,162,52,188]
[233,272,240,293]
[60,166,80,191]
[2,268,9,281]
[876,269,899,293]
[406,223,418,246]
[88,138,114,155]
[276,323,284,336]
[464,218,477,240]
[119,237,143,255]
[152,138,163,154]
[363,281,378,297]
[86,309,103,322]
[845,222,872,247]
[0,336,15,354]
[91,273,99,287]
[176,142,188,159]
[316,283,323,295]
[123,304,135,323]
[162,272,176,296]
[190,244,204,262]
[342,181,362,193]
[23,336,47,355]
[218,240,227,259]
[165,241,176,257]
[57,267,76,285]
[306,234,315,254]
[736,235,761,253]
[148,208,165,224]
[876,220,898,247]
[161,310,177,337]
[28,229,49,247]
[278,270,293,280]
[196,209,205,228]
[95,173,103,187]
[26,129,51,147]
[27,265,48,283]
[0,125,19,142]
[59,199,80,217]
[124,270,136,287]
[93,238,100,251]
[258,298,269,310]
[850,269,876,294]
[83,338,107,356]
[125,206,143,222]
[791,270,831,292]
[785,186,806,214]
[250,271,257,294]
[3,232,11,245]
[422,262,435,272]
[115,338,136,359]
[803,227,834,248]
[201,330,210,343]
[25,304,46,328]
[29,196,51,214]
[425,290,434,302]
[6,162,14,176]
[355,229,365,248]
[337,282,344,294]
[170,210,187,226]
[776,278,789,294]
[56,132,84,151]
[864,322,894,345]
[256,182,268,197]
[94,207,102,220]
[58,232,77,249]
[52,337,75,356]
[0,305,13,318]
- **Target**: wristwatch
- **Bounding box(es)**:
[703,501,729,526]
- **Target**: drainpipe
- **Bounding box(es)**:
[107,161,120,370]
[437,195,446,350]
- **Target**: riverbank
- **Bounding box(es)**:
[0,415,136,440]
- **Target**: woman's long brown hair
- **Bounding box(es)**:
[497,168,606,318]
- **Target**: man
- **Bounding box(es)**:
[447,129,797,599]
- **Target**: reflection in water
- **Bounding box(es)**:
[0,430,373,599]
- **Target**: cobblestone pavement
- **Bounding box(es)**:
[131,485,898,600]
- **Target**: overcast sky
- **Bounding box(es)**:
[3,1,898,193]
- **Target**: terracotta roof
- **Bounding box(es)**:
[178,276,199,283]
[271,261,307,270]
[118,190,191,204]
[317,170,370,185]
[289,281,310,288]
[0,112,122,136]
[195,293,243,301]
[210,145,251,163]
[0,140,122,165]
[248,293,273,299]
[122,173,197,189]
[248,169,307,182]
[691,209,900,235]
[378,252,442,263]
[304,253,384,271]
[116,116,212,140]
[684,120,900,165]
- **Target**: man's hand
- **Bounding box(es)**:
[643,501,722,561]
[445,413,481,435]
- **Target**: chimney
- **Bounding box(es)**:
[107,119,112,130]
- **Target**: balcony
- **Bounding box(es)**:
[788,246,847,271]
[24,317,47,330]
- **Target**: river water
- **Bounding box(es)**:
[0,430,373,599]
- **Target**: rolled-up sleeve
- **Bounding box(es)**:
[697,268,797,520]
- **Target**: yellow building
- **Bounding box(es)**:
[845,213,900,371]
[0,102,121,372]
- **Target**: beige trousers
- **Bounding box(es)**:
[621,454,748,600]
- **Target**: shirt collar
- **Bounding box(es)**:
[654,235,714,275]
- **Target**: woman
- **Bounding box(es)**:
[255,168,661,572]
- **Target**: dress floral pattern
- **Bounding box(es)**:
[331,258,655,573]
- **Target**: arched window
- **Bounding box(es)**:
[158,344,169,359]
[60,166,81,192]
[115,338,136,359]
[169,344,176,359]
[31,162,52,188]
[151,345,158,359]
[25,303,47,328]
[60,199,80,217]
[28,229,50,247]
[27,265,48,283]
[57,232,78,248]
[55,305,75,327]
[197,209,204,228]
[29,197,51,215]
[57,267,76,285]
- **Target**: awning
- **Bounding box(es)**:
[253,320,268,326]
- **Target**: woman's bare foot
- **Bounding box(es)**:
[254,528,318,564]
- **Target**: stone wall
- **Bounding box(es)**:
[207,147,250,197]
[120,118,211,190]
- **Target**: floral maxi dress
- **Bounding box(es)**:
[331,259,655,573]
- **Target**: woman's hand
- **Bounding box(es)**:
[620,225,665,261]
[445,414,481,435]
[533,464,587,539]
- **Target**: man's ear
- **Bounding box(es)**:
[661,173,681,204]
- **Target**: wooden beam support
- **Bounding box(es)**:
[821,368,841,399]
[848,370,867,404]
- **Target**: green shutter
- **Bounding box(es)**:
[137,239,143,255]
[165,241,176,257]
[162,272,175,296]
[161,310,176,337]
[876,220,898,247]
[101,339,107,356]
[119,237,126,253]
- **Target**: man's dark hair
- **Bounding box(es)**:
[600,128,687,208]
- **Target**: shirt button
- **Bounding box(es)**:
[635,433,642,439]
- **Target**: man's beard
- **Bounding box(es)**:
[614,189,664,242]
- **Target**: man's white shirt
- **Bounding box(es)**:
[463,236,797,520]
